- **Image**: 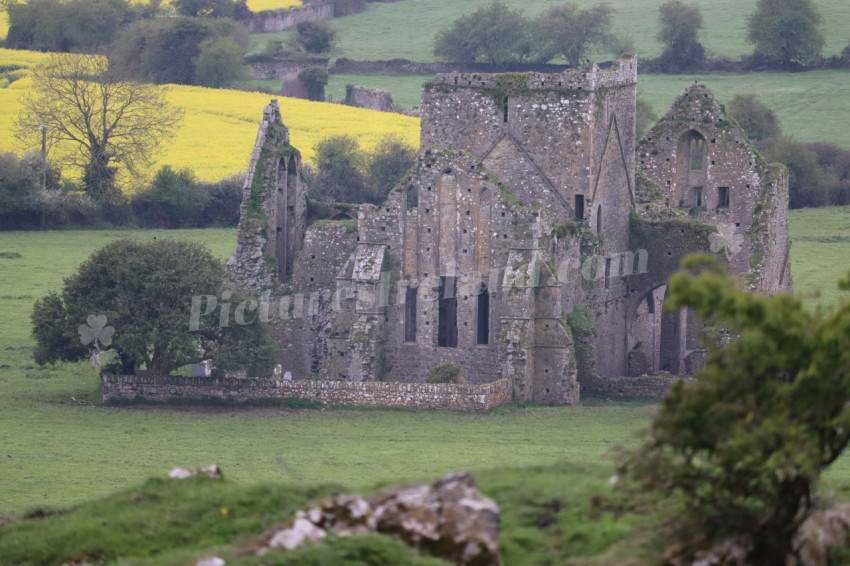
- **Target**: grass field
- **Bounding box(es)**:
[1,206,850,522]
[316,0,850,63]
[788,205,850,312]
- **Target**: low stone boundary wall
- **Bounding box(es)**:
[100,374,514,411]
[329,57,573,76]
[580,373,681,400]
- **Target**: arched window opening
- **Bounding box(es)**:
[476,283,489,345]
[438,277,458,348]
[404,285,417,342]
[406,186,418,210]
[596,204,602,234]
[678,130,706,171]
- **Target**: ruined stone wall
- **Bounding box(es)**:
[244,1,334,33]
[248,59,329,80]
[419,57,637,225]
[226,101,281,290]
[100,374,513,411]
[379,152,521,382]
[226,100,306,291]
[290,222,359,293]
[344,85,395,112]
[624,216,717,375]
[636,84,791,293]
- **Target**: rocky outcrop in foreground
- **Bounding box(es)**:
[254,471,501,565]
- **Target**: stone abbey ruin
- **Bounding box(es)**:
[226,54,792,405]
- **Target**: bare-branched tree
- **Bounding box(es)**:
[16,53,182,203]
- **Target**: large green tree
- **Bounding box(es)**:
[31,239,275,376]
[619,255,850,565]
[534,2,618,66]
[747,0,825,68]
[656,0,704,71]
[432,1,537,65]
[16,53,181,203]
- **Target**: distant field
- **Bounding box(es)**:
[322,0,850,63]
[0,49,419,184]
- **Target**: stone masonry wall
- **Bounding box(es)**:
[580,373,681,400]
[244,1,334,33]
[248,59,329,80]
[100,374,514,412]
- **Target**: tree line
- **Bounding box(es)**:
[434,0,848,72]
[4,0,252,88]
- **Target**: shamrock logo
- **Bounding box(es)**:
[709,223,745,258]
[78,314,115,347]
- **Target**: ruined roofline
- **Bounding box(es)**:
[424,54,637,94]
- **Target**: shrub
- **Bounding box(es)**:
[427,364,464,384]
[726,93,781,142]
[764,137,825,208]
[290,20,337,54]
[298,67,329,101]
[367,134,416,198]
[193,37,247,88]
[173,0,235,18]
[200,174,244,226]
[131,166,209,227]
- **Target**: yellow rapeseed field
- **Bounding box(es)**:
[246,0,301,12]
[0,49,420,186]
